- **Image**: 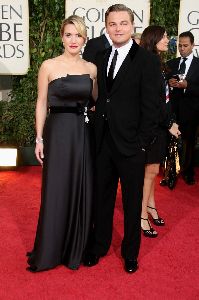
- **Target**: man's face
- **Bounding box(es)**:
[178,36,194,57]
[106,11,133,48]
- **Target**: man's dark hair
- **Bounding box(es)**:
[179,31,194,44]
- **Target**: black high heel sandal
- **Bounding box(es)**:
[147,206,165,226]
[141,217,158,238]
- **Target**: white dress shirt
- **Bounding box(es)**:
[107,39,133,78]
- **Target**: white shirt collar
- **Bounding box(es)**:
[104,32,113,46]
[112,39,133,57]
[107,39,133,78]
[180,52,193,61]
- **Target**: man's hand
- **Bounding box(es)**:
[169,78,187,89]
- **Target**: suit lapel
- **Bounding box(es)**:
[172,57,181,74]
[109,42,139,95]
[102,34,110,49]
[101,47,111,94]
[186,56,197,80]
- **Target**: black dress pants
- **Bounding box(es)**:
[180,118,199,177]
[91,126,145,259]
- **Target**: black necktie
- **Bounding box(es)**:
[178,57,187,74]
[107,49,118,90]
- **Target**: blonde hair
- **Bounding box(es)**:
[60,15,87,42]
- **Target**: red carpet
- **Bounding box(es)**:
[0,166,199,299]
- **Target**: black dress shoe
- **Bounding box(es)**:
[83,253,100,267]
[167,176,177,190]
[26,266,37,272]
[183,174,195,185]
[160,178,167,186]
[160,177,178,189]
[124,259,138,273]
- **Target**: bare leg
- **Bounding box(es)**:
[141,164,159,233]
[148,180,156,216]
[147,174,165,226]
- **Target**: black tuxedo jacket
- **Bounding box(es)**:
[167,56,199,123]
[83,34,110,64]
[94,42,161,156]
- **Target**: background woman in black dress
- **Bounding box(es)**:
[140,26,181,238]
[27,15,97,271]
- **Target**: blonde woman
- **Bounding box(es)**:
[27,15,97,271]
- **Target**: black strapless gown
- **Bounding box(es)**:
[27,74,93,271]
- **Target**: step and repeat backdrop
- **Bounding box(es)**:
[65,0,150,39]
[0,0,198,75]
[178,0,199,57]
[0,0,29,75]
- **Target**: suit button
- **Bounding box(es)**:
[106,99,110,103]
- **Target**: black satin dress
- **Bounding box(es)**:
[145,73,173,164]
[27,74,93,271]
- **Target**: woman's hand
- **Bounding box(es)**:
[35,143,44,165]
[168,122,181,138]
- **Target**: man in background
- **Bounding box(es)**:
[167,31,199,185]
[83,32,112,64]
[131,32,141,45]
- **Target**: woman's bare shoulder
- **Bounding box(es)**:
[41,55,63,67]
[83,60,96,69]
[83,60,97,78]
[39,58,53,71]
[39,56,63,74]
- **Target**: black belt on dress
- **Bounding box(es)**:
[49,105,90,123]
[49,105,86,114]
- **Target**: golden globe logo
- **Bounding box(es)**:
[0,4,24,58]
[73,7,145,39]
[0,0,29,75]
[178,0,199,57]
[65,1,151,40]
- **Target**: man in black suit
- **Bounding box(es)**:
[83,4,160,273]
[83,32,111,64]
[167,31,199,185]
